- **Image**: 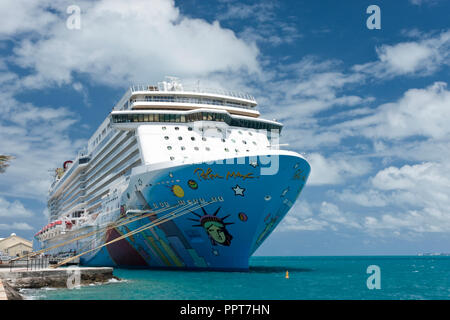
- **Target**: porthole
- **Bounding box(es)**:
[242,141,247,144]
[167,146,172,150]
[238,130,243,135]
[253,141,257,145]
[178,136,183,140]
[264,195,271,201]
[188,127,193,131]
[206,147,210,151]
[191,137,195,141]
[175,127,179,130]
[202,137,207,141]
[235,148,239,152]
[170,156,175,161]
[194,147,199,151]
[231,139,236,143]
[224,148,229,152]
[162,127,166,130]
[249,132,253,136]
[164,136,169,140]
[221,138,226,142]
[181,146,186,151]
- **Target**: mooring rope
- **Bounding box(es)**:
[12,203,182,262]
[70,201,198,258]
[51,200,213,268]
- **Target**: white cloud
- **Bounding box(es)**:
[359,161,450,233]
[337,82,450,140]
[0,197,33,217]
[307,153,371,185]
[354,30,450,78]
[0,222,34,231]
[8,0,260,88]
[409,0,442,6]
[216,1,301,46]
[334,189,388,207]
[278,200,329,231]
[278,200,361,232]
[0,0,57,39]
[0,86,84,200]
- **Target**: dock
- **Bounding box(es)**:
[0,266,116,299]
[0,280,7,300]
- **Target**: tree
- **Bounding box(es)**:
[0,155,14,173]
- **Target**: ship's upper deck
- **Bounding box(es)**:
[113,78,259,118]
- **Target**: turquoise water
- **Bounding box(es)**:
[26,256,450,300]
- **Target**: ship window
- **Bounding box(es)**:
[231,139,236,143]
[167,146,172,150]
[178,136,182,140]
[181,146,186,151]
[205,147,210,151]
[191,137,195,141]
[202,137,206,141]
[194,147,199,151]
[175,127,179,130]
[164,136,169,140]
[170,156,175,160]
[242,140,247,144]
[221,138,225,142]
[162,126,166,130]
[111,112,282,132]
[224,148,229,152]
[253,141,257,145]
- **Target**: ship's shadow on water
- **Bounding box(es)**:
[249,266,314,273]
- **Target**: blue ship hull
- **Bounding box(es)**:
[41,153,310,270]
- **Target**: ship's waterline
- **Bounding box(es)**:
[34,78,310,270]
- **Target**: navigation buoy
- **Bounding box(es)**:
[285,270,289,279]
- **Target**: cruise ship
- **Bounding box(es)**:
[33,78,311,270]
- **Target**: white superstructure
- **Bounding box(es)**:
[38,78,282,241]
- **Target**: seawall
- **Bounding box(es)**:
[0,267,116,300]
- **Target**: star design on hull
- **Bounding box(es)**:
[232,184,245,196]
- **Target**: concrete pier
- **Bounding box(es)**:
[0,280,7,300]
[0,266,116,299]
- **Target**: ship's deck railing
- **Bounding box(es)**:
[129,97,255,110]
[130,84,256,103]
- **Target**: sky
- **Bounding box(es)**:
[0,0,449,255]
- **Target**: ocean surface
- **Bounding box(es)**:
[24,256,450,300]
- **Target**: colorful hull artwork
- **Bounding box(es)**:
[39,154,310,270]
